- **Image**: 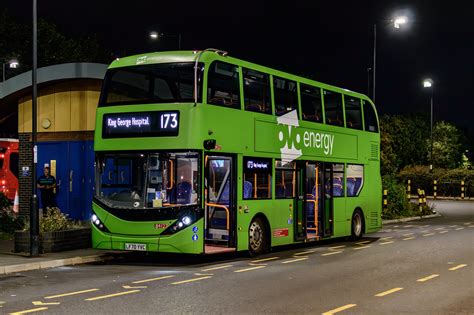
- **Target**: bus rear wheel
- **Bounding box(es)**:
[249,217,268,256]
[351,210,364,240]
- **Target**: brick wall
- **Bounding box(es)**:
[18,133,32,217]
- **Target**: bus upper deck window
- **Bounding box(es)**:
[344,96,363,130]
[323,90,344,127]
[363,100,379,132]
[243,68,272,115]
[273,77,298,116]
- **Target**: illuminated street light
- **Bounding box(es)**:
[9,59,19,68]
[423,78,434,171]
[372,15,409,102]
[2,59,20,82]
[148,30,182,50]
[423,78,433,88]
[149,31,159,40]
[393,16,408,29]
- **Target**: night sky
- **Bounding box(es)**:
[4,0,474,139]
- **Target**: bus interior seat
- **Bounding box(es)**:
[276,184,285,198]
[243,180,253,199]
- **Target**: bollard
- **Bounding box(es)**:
[422,189,427,205]
[461,181,465,200]
[383,189,388,212]
[407,179,411,199]
[418,188,423,212]
[433,180,437,199]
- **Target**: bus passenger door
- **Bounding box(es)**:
[322,164,335,237]
[295,161,326,241]
[204,155,236,250]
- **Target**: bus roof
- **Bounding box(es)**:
[109,50,372,102]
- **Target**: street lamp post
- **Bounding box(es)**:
[149,31,182,50]
[423,78,434,171]
[372,16,408,102]
[30,0,40,257]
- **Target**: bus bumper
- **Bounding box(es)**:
[91,218,204,254]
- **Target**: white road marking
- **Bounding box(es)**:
[321,251,343,256]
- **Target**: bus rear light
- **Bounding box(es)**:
[1,180,5,185]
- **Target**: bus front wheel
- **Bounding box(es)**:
[249,217,268,256]
[351,210,364,240]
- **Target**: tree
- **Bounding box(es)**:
[430,121,464,169]
[380,114,429,174]
[0,9,110,78]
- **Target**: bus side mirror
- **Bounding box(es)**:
[203,139,216,150]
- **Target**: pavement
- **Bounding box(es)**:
[0,200,472,314]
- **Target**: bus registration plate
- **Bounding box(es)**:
[125,243,147,251]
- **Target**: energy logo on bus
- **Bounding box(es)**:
[277,110,335,164]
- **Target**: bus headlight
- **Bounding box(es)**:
[182,216,191,225]
[91,212,110,233]
[161,213,196,235]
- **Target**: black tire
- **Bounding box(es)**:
[248,217,269,256]
[351,210,364,240]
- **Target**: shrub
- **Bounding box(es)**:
[0,192,23,234]
[22,207,83,233]
[382,175,433,219]
[398,166,473,197]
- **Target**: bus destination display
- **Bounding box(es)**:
[102,111,179,138]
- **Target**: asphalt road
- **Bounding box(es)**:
[1,200,473,315]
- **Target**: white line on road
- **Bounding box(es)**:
[85,290,140,301]
[449,264,467,271]
[45,288,100,299]
[322,304,357,315]
[234,266,266,273]
[417,274,439,282]
[423,233,435,236]
[321,251,343,256]
[132,275,175,284]
[171,276,212,285]
[439,230,448,234]
[282,257,308,264]
[380,241,394,245]
[294,250,316,256]
[329,245,346,250]
[403,237,416,240]
[201,264,233,271]
[402,233,414,236]
[356,240,371,245]
[375,287,403,297]
[455,227,465,231]
[353,245,371,250]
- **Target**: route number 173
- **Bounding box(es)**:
[160,113,178,129]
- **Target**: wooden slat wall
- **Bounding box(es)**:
[18,79,102,133]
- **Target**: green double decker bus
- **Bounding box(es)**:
[92,49,381,255]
